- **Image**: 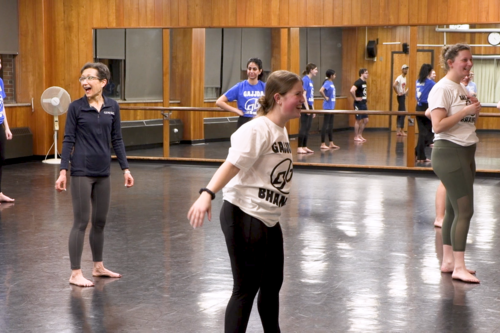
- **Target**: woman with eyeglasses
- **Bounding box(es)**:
[55,62,134,287]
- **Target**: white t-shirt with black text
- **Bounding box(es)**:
[428,77,478,146]
[223,116,293,227]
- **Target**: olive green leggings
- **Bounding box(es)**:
[431,140,476,251]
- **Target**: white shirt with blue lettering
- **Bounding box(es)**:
[224,80,266,118]
[223,116,293,227]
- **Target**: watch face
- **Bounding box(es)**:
[488,32,500,46]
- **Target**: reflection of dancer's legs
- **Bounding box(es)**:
[396,95,407,136]
[354,102,368,142]
[0,126,14,203]
[415,106,431,162]
[434,182,446,228]
[432,141,478,283]
[298,111,314,154]
[320,114,338,149]
[220,201,283,332]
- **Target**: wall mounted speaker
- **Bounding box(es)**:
[402,43,409,54]
[367,40,377,58]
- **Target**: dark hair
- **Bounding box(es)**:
[440,43,471,72]
[418,64,433,83]
[257,70,301,116]
[322,69,336,85]
[302,63,317,76]
[247,58,264,81]
[81,62,111,84]
[359,68,367,76]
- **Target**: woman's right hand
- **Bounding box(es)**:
[187,192,212,228]
[55,172,67,192]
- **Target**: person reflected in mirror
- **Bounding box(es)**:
[0,58,14,204]
[415,64,435,163]
[351,68,369,142]
[429,43,481,283]
[188,70,304,333]
[394,64,409,136]
[430,70,437,81]
[216,58,266,129]
[464,70,477,97]
[55,62,134,287]
[319,69,339,150]
[297,63,318,154]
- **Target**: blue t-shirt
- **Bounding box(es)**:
[302,76,314,105]
[0,94,5,125]
[416,78,435,106]
[321,80,336,110]
[0,78,6,99]
[224,80,266,118]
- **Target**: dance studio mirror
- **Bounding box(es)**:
[93,25,500,171]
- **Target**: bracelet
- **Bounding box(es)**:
[199,188,216,200]
[124,170,131,174]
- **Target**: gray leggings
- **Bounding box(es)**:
[431,140,476,251]
[69,176,111,270]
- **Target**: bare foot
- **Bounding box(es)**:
[297,148,307,154]
[93,266,122,278]
[329,143,340,149]
[441,262,476,275]
[69,271,94,287]
[304,147,314,153]
[452,268,480,283]
[396,132,402,136]
[320,145,330,150]
[401,132,407,137]
[354,137,363,142]
[0,193,15,203]
[359,136,367,142]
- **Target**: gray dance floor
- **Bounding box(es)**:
[1,161,500,332]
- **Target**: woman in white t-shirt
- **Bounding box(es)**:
[188,70,304,332]
[428,43,481,283]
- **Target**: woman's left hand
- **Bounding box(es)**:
[5,129,12,140]
[124,172,134,188]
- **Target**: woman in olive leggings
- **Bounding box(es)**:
[428,43,481,283]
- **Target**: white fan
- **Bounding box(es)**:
[40,87,71,164]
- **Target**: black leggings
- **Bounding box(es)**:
[0,125,5,192]
[321,114,334,143]
[237,116,253,128]
[415,103,433,160]
[397,95,406,128]
[298,106,313,147]
[220,201,283,333]
[69,176,111,270]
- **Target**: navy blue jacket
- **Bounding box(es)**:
[60,95,129,176]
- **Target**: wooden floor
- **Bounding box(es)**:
[1,161,500,332]
[127,129,500,172]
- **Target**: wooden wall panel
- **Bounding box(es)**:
[12,0,500,155]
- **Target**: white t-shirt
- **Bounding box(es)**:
[428,77,478,146]
[394,75,407,95]
[223,116,293,227]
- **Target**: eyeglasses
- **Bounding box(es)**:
[78,76,99,82]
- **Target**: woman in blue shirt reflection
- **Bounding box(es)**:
[216,58,266,128]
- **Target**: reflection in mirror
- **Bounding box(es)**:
[94,25,500,172]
